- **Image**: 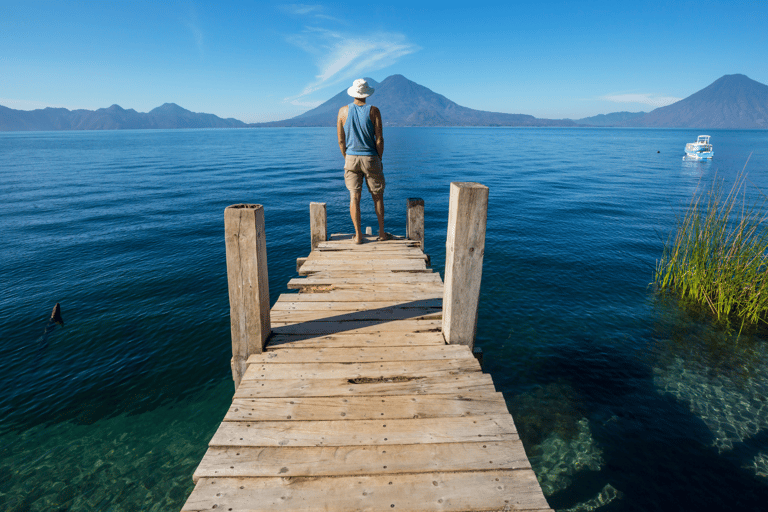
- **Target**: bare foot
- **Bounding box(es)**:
[377,232,392,241]
[353,234,364,244]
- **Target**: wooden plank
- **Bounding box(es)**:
[300,265,428,276]
[271,299,442,312]
[224,204,271,387]
[266,331,446,349]
[309,202,327,250]
[270,318,442,335]
[443,182,488,349]
[209,415,517,447]
[288,274,442,288]
[407,197,425,251]
[233,373,496,398]
[301,261,427,268]
[242,359,480,381]
[184,471,553,511]
[193,440,530,481]
[225,392,509,421]
[316,244,421,252]
[306,252,428,260]
[281,291,443,302]
[269,308,442,324]
[248,345,469,364]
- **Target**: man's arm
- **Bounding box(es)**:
[337,106,348,158]
[371,106,384,159]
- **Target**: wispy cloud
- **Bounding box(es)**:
[282,6,419,106]
[182,6,204,58]
[601,93,681,108]
[286,29,418,105]
[282,4,322,15]
[281,4,340,22]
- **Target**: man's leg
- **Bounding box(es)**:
[350,189,363,244]
[372,192,388,240]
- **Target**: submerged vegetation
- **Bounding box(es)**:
[655,170,768,331]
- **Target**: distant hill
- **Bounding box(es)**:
[0,103,246,131]
[252,74,579,127]
[576,111,647,126]
[619,74,768,129]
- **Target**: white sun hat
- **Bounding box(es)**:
[347,78,375,98]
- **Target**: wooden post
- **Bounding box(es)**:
[224,204,270,389]
[407,198,425,251]
[310,202,327,250]
[442,183,488,350]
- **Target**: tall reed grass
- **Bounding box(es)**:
[655,171,768,331]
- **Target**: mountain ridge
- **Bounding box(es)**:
[2,74,767,131]
[252,74,578,127]
[0,103,246,131]
[616,74,768,129]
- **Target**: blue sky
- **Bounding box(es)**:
[1,1,766,122]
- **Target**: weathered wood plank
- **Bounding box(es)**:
[193,440,530,481]
[309,202,327,250]
[287,274,442,288]
[443,182,488,350]
[266,331,446,349]
[271,299,442,311]
[209,415,517,447]
[270,318,442,334]
[282,291,443,302]
[303,259,428,267]
[306,252,428,260]
[183,471,553,511]
[225,392,509,421]
[248,345,468,364]
[407,197,425,251]
[242,359,480,381]
[299,265,429,276]
[233,373,496,398]
[270,308,442,324]
[224,204,271,387]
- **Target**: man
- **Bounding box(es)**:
[337,78,387,244]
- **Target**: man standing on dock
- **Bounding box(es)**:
[337,78,387,244]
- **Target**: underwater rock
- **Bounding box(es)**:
[528,418,605,497]
[654,355,768,454]
[558,484,623,512]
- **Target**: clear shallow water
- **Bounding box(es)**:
[1,127,767,511]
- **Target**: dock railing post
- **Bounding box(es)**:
[310,202,327,250]
[442,182,488,350]
[224,204,270,389]
[406,198,425,252]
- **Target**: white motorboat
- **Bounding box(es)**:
[684,135,713,160]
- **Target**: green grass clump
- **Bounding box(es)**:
[655,172,768,331]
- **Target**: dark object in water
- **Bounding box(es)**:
[51,302,64,326]
[38,303,64,351]
[657,150,660,153]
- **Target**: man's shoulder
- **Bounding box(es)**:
[338,105,349,115]
[370,105,381,114]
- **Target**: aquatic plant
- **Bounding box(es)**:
[655,170,768,331]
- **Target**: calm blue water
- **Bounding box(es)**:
[1,127,767,511]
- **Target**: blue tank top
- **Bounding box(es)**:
[344,103,377,156]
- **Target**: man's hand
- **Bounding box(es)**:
[337,105,348,158]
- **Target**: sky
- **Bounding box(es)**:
[1,0,766,123]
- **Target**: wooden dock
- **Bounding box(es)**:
[182,185,552,512]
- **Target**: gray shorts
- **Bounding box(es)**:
[344,155,385,194]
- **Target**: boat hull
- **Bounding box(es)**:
[683,150,713,160]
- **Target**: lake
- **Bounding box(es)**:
[1,127,767,511]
